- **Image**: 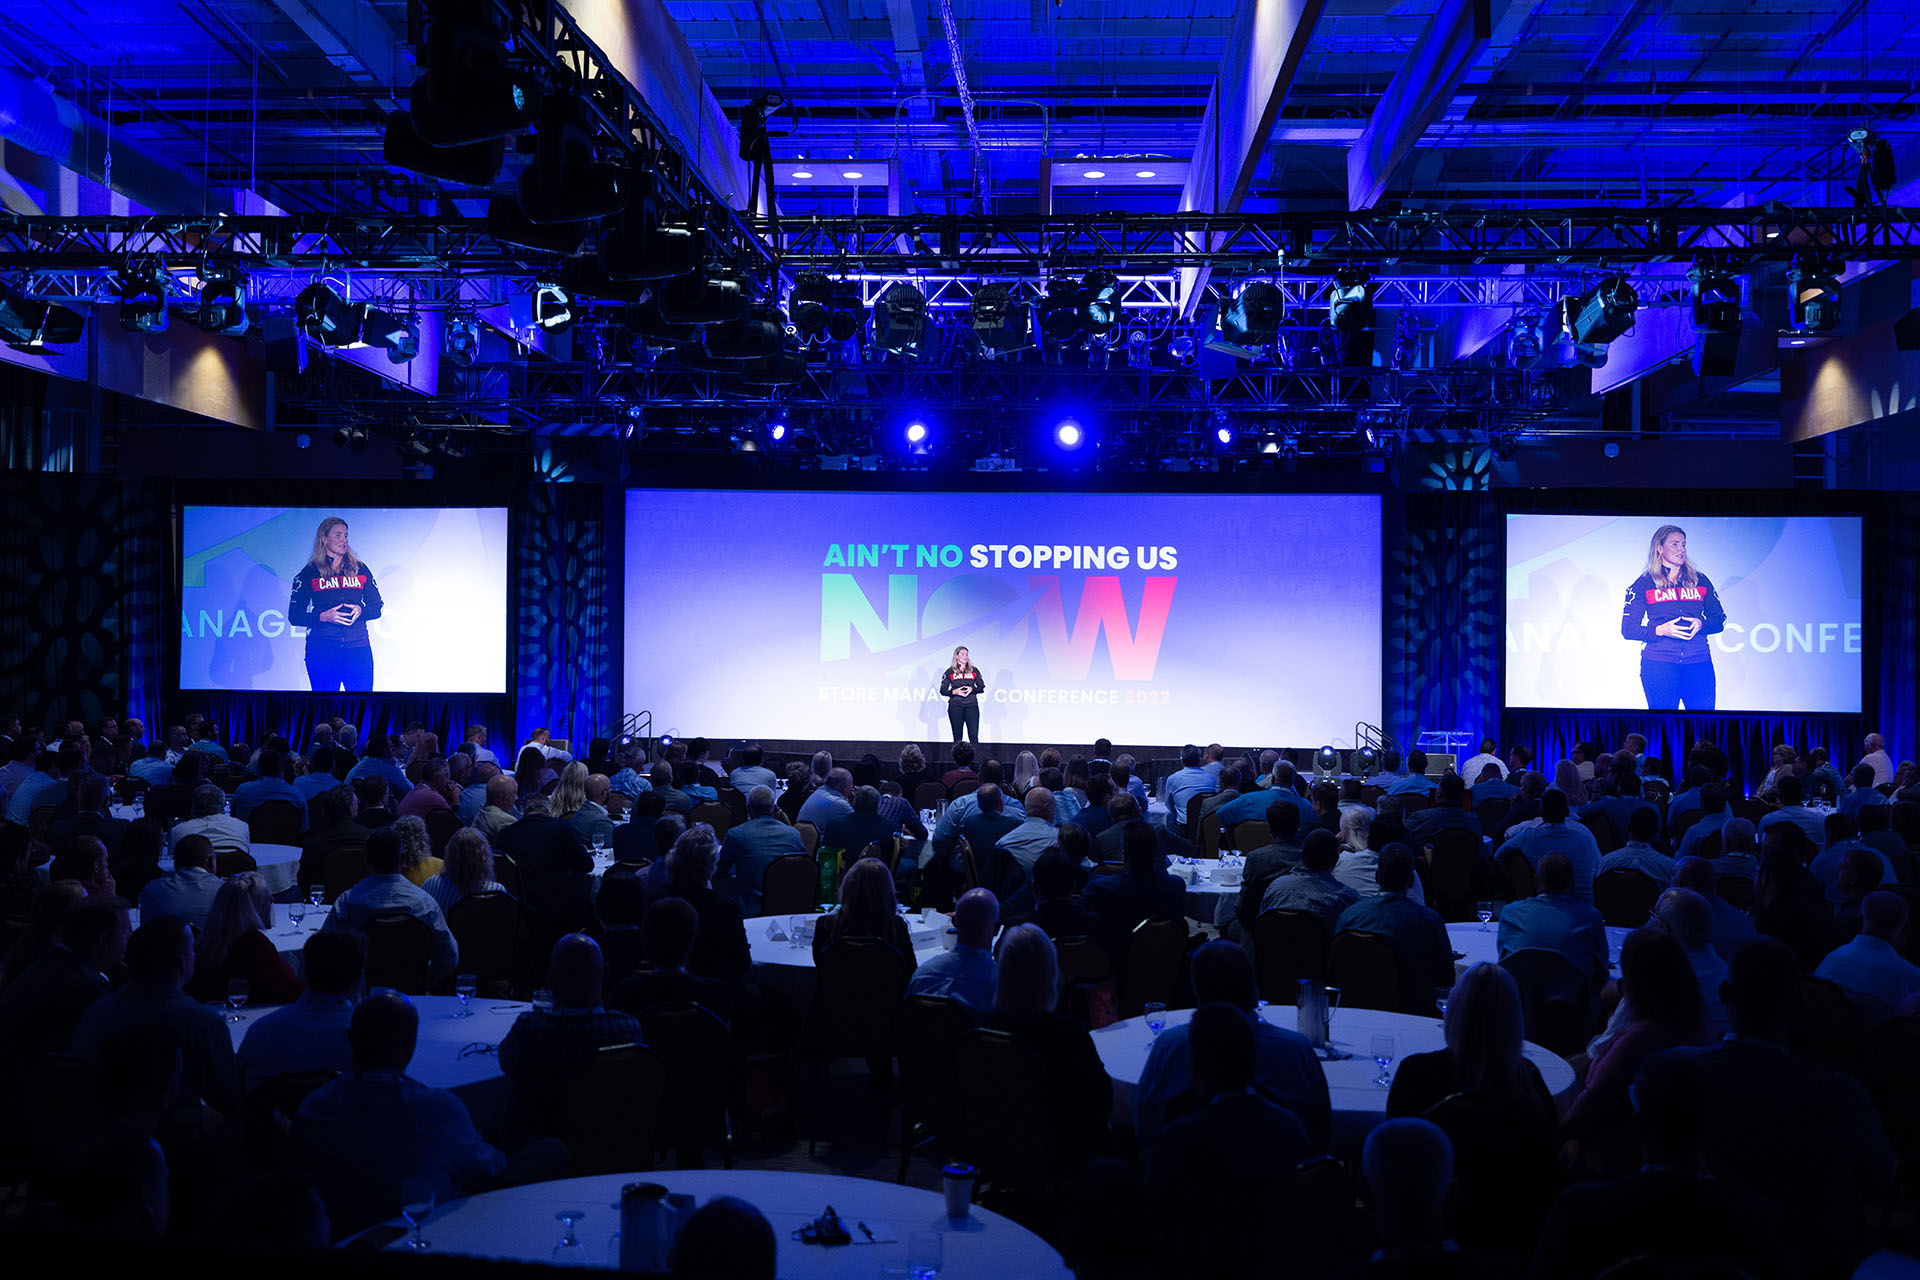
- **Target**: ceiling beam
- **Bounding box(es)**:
[1176,0,1328,313]
[1347,0,1513,211]
[266,0,406,91]
[886,0,929,92]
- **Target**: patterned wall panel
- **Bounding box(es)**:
[514,482,614,751]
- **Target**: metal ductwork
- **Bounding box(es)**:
[0,64,206,212]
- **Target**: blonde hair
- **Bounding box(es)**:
[1339,805,1372,852]
[393,815,432,874]
[552,760,589,819]
[198,873,271,971]
[836,857,898,936]
[1443,963,1527,1097]
[994,923,1061,1016]
[308,516,361,576]
[1643,523,1700,589]
[443,828,496,896]
[949,645,973,672]
[1012,750,1040,794]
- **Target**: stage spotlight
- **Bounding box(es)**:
[1564,273,1638,346]
[905,420,928,445]
[294,282,363,345]
[1054,417,1085,449]
[969,283,1030,357]
[900,416,934,458]
[1315,746,1339,779]
[1688,261,1741,333]
[1849,127,1896,207]
[1083,270,1121,337]
[445,316,480,367]
[874,282,927,356]
[768,418,789,443]
[408,7,536,146]
[1040,281,1085,344]
[1125,329,1151,370]
[1353,746,1378,775]
[533,282,574,332]
[704,306,786,360]
[1391,308,1420,369]
[518,95,624,224]
[195,264,249,336]
[0,283,85,350]
[360,308,419,363]
[1508,314,1545,370]
[396,432,433,465]
[1328,268,1374,334]
[788,271,832,340]
[117,260,171,334]
[1214,422,1234,448]
[1168,333,1197,366]
[1789,254,1842,332]
[381,108,504,186]
[1220,280,1282,349]
[659,272,751,327]
[330,424,370,453]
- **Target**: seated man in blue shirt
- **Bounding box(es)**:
[1134,939,1328,1149]
[1810,811,1899,897]
[1666,764,1712,828]
[231,749,309,832]
[1580,761,1659,849]
[238,927,365,1092]
[1217,759,1313,833]
[345,734,412,803]
[908,887,998,1010]
[1387,750,1438,797]
[1402,772,1483,852]
[1599,806,1675,883]
[1496,788,1601,901]
[1363,748,1408,789]
[1815,890,1920,1028]
[1333,843,1452,1015]
[1840,763,1890,819]
[1258,828,1360,934]
[1496,851,1609,990]
[1160,744,1218,833]
[1676,783,1734,859]
[1757,774,1828,849]
[498,934,646,1137]
[726,743,778,797]
[325,827,459,985]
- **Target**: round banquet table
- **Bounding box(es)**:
[361,1169,1072,1278]
[746,911,952,1019]
[1091,1005,1575,1156]
[126,901,330,973]
[1446,920,1633,980]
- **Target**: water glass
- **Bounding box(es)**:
[226,978,250,1023]
[1324,986,1342,1034]
[592,831,607,855]
[908,1230,944,1280]
[289,900,307,928]
[455,974,478,1016]
[552,1210,588,1266]
[1144,1002,1167,1036]
[1435,986,1452,1028]
[400,1177,435,1251]
[1371,1034,1396,1088]
[1476,900,1494,932]
[309,886,326,911]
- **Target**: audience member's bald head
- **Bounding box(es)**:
[487,774,518,809]
[549,933,606,1007]
[1538,851,1574,895]
[952,888,1000,948]
[1670,856,1716,896]
[1023,786,1055,821]
[585,773,611,805]
[1862,889,1909,943]
[349,992,418,1071]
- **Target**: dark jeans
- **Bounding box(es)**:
[1641,657,1715,711]
[306,644,374,692]
[948,699,980,744]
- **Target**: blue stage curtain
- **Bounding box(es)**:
[1502,709,1862,790]
[1387,491,1502,749]
[514,482,613,754]
[1880,494,1920,768]
[192,694,510,758]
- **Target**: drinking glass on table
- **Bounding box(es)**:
[1371,1034,1396,1088]
[552,1210,588,1266]
[455,974,478,1016]
[226,978,250,1023]
[289,899,306,928]
[400,1178,435,1251]
[1145,1002,1167,1036]
[1476,901,1494,932]
[1324,986,1342,1036]
[908,1230,944,1280]
[592,831,607,856]
[309,886,326,912]
[1435,986,1452,1028]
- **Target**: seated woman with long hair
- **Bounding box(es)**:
[1339,804,1373,853]
[392,814,443,886]
[551,761,590,823]
[421,828,506,915]
[1387,961,1556,1120]
[188,872,306,1004]
[813,855,913,981]
[988,923,1114,1177]
[1553,759,1589,808]
[1561,929,1707,1176]
[404,732,441,783]
[514,746,556,800]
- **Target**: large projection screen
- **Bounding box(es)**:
[625,489,1383,744]
[179,505,510,693]
[1505,513,1863,714]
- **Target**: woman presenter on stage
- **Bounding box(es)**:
[289,515,384,692]
[939,646,985,744]
[1620,523,1725,711]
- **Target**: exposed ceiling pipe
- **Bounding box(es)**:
[0,64,207,212]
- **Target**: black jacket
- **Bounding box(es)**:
[939,667,985,705]
[289,559,384,650]
[1621,570,1725,665]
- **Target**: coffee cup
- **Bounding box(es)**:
[942,1164,976,1221]
[942,927,959,951]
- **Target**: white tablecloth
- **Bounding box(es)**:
[1091,1005,1575,1155]
[227,993,516,1092]
[1446,921,1632,980]
[367,1169,1071,1279]
[745,912,951,1020]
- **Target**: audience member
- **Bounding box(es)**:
[1013,848,1104,943]
[236,927,365,1092]
[608,895,733,1019]
[298,785,372,895]
[344,733,412,803]
[987,924,1112,1177]
[49,833,117,898]
[0,894,129,1063]
[1257,828,1360,933]
[1226,799,1303,940]
[499,933,645,1136]
[1598,805,1672,880]
[1144,1002,1311,1199]
[1758,773,1827,848]
[796,766,855,829]
[813,855,913,980]
[1650,887,1730,1036]
[669,1196,776,1280]
[188,872,305,1005]
[325,827,459,985]
[659,824,750,984]
[907,887,999,1010]
[496,792,595,930]
[1496,789,1599,901]
[1813,889,1920,1027]
[232,749,308,831]
[1085,820,1188,961]
[138,832,223,929]
[1387,961,1557,1121]
[421,827,508,915]
[473,774,520,842]
[1669,855,1756,959]
[1333,844,1451,1014]
[169,782,251,857]
[48,773,129,859]
[821,783,896,857]
[1351,1120,1475,1275]
[392,814,442,886]
[1160,744,1218,830]
[1495,852,1608,988]
[714,786,805,915]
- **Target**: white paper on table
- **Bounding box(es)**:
[766,918,789,942]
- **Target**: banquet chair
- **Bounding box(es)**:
[216,848,259,878]
[860,837,900,877]
[689,801,732,839]
[1729,797,1770,826]
[242,1070,338,1172]
[1252,909,1329,1005]
[953,1027,1052,1193]
[1475,799,1511,840]
[1715,875,1754,911]
[362,912,433,995]
[1593,869,1663,928]
[491,851,524,901]
[1263,1156,1354,1280]
[1184,794,1208,842]
[1792,976,1868,1080]
[1694,831,1722,858]
[1500,948,1595,1057]
[1118,917,1189,1018]
[1670,807,1704,845]
[113,775,149,805]
[1361,786,1384,808]
[563,1043,664,1175]
[950,778,979,798]
[424,808,462,858]
[717,786,748,825]
[446,891,518,994]
[1326,930,1405,1013]
[795,821,820,856]
[321,843,368,904]
[810,936,910,1155]
[1090,860,1127,879]
[913,782,948,812]
[1421,1090,1562,1257]
[1197,811,1223,859]
[892,994,977,1182]
[762,854,820,917]
[639,1000,734,1168]
[957,838,982,895]
[1231,820,1271,855]
[1426,829,1482,921]
[246,800,302,846]
[1503,850,1536,900]
[1397,794,1431,814]
[1054,935,1117,1028]
[1580,811,1620,854]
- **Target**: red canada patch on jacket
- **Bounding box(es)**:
[309,574,367,591]
[1644,586,1704,604]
